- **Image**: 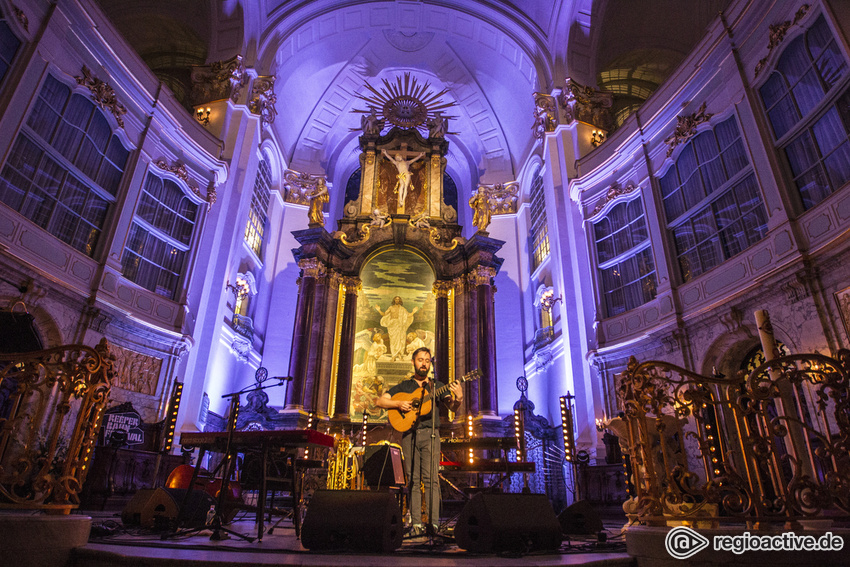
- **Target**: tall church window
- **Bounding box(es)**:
[0,10,21,84]
[594,197,657,317]
[244,158,271,258]
[0,74,130,256]
[230,271,256,340]
[121,172,199,300]
[660,116,767,282]
[759,14,850,210]
[529,167,549,272]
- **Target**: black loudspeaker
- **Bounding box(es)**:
[362,443,405,487]
[121,487,215,528]
[558,499,604,535]
[454,492,562,553]
[301,489,403,552]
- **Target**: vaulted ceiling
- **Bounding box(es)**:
[98,0,731,196]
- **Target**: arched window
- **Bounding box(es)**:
[528,167,549,272]
[660,116,767,282]
[759,14,850,209]
[0,74,130,256]
[0,10,21,85]
[593,196,657,316]
[244,158,271,258]
[121,172,199,300]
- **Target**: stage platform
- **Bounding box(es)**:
[70,508,634,567]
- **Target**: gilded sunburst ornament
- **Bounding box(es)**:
[353,72,457,131]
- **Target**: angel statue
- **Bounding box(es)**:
[370,208,390,228]
[427,112,449,138]
[361,106,384,136]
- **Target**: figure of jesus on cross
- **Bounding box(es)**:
[381,149,424,208]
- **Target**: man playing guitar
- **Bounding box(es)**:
[375,347,462,536]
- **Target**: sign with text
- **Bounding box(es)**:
[102,410,144,446]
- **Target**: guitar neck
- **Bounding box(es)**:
[431,372,476,398]
[432,382,451,398]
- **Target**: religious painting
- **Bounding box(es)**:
[349,249,435,422]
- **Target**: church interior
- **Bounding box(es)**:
[1,0,850,565]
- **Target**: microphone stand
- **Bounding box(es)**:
[404,385,426,538]
[426,376,439,541]
[165,379,288,543]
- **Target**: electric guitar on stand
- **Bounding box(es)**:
[387,369,481,432]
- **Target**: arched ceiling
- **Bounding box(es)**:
[250,0,561,189]
[99,0,734,198]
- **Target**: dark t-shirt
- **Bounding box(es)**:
[387,376,450,430]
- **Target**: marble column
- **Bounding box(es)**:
[471,266,498,416]
[285,257,326,409]
[314,270,342,418]
[332,276,361,420]
[433,280,452,385]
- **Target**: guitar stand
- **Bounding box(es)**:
[162,393,255,543]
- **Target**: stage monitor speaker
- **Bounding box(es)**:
[362,443,405,487]
[558,499,604,535]
[454,492,562,553]
[121,488,156,526]
[301,489,403,552]
[122,487,214,528]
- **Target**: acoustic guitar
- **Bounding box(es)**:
[387,369,481,432]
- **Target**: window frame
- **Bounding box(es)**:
[120,168,205,301]
[757,13,850,211]
[658,114,768,283]
[0,9,22,87]
[244,157,272,259]
[528,166,550,273]
[590,193,658,317]
[0,73,131,258]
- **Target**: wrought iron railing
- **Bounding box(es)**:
[0,339,113,512]
[616,350,850,528]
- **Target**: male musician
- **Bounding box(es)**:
[375,347,462,536]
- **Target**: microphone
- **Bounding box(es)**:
[273,376,294,382]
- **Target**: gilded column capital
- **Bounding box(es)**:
[451,275,467,294]
[342,276,362,293]
[468,266,497,286]
[298,257,327,279]
[432,280,452,298]
[190,54,247,104]
[327,269,343,287]
[249,75,277,128]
